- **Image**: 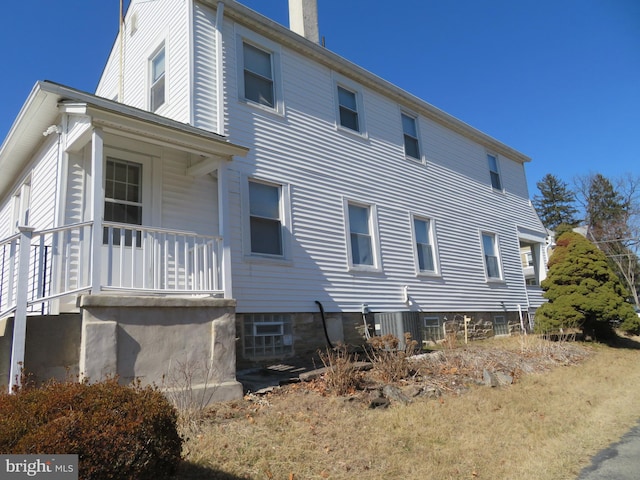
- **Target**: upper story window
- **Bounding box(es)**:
[150,45,166,112]
[413,217,436,273]
[104,158,143,246]
[337,85,360,132]
[243,42,275,108]
[402,113,421,160]
[487,153,502,190]
[12,176,31,231]
[481,232,502,280]
[249,180,283,256]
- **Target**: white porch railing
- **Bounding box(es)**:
[0,222,225,318]
[102,222,224,294]
[1,222,225,392]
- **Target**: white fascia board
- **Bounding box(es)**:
[0,84,60,201]
[87,105,248,158]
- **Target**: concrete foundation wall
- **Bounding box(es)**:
[78,295,243,403]
[0,315,82,387]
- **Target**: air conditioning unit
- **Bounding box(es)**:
[373,311,422,350]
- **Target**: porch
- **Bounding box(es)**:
[0,222,241,398]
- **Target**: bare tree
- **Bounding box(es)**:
[574,173,640,306]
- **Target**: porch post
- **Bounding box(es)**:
[90,128,104,294]
[217,162,233,298]
[8,226,35,392]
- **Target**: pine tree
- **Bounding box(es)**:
[532,174,579,230]
[534,231,640,338]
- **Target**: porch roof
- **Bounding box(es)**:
[0,80,249,200]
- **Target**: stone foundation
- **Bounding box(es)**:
[236,310,529,367]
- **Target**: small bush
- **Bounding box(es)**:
[0,378,182,480]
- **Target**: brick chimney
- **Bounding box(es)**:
[288,0,320,44]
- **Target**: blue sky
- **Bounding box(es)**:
[1,0,638,197]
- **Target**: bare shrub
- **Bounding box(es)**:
[164,357,219,433]
[318,344,361,395]
[366,333,418,383]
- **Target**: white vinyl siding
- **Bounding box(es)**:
[202,11,546,314]
[192,3,221,133]
[96,1,190,124]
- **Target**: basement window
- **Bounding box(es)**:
[243,314,293,358]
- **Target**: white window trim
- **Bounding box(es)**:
[343,198,381,272]
[241,176,292,264]
[480,231,504,282]
[104,148,154,228]
[235,27,285,115]
[401,110,424,163]
[333,75,367,138]
[411,214,440,276]
[147,40,168,113]
[487,152,504,192]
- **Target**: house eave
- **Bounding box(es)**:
[211,0,531,164]
[0,81,248,201]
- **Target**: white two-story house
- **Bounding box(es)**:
[0,0,547,394]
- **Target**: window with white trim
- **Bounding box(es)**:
[413,216,436,273]
[487,153,502,190]
[347,202,376,267]
[249,180,283,256]
[243,42,275,108]
[481,232,502,280]
[149,45,166,112]
[402,113,421,160]
[337,85,360,132]
[104,158,143,246]
[12,176,31,231]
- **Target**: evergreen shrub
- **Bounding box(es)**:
[0,378,182,480]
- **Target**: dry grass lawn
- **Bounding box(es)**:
[179,335,640,479]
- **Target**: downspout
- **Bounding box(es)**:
[315,300,334,349]
[215,1,225,136]
[188,0,195,125]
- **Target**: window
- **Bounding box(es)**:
[402,113,421,160]
[413,217,436,273]
[104,159,143,246]
[243,314,293,358]
[150,45,165,112]
[493,315,508,336]
[423,316,443,342]
[348,203,374,267]
[487,153,502,190]
[337,85,360,132]
[243,42,274,108]
[481,233,502,279]
[12,177,31,231]
[249,180,282,256]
